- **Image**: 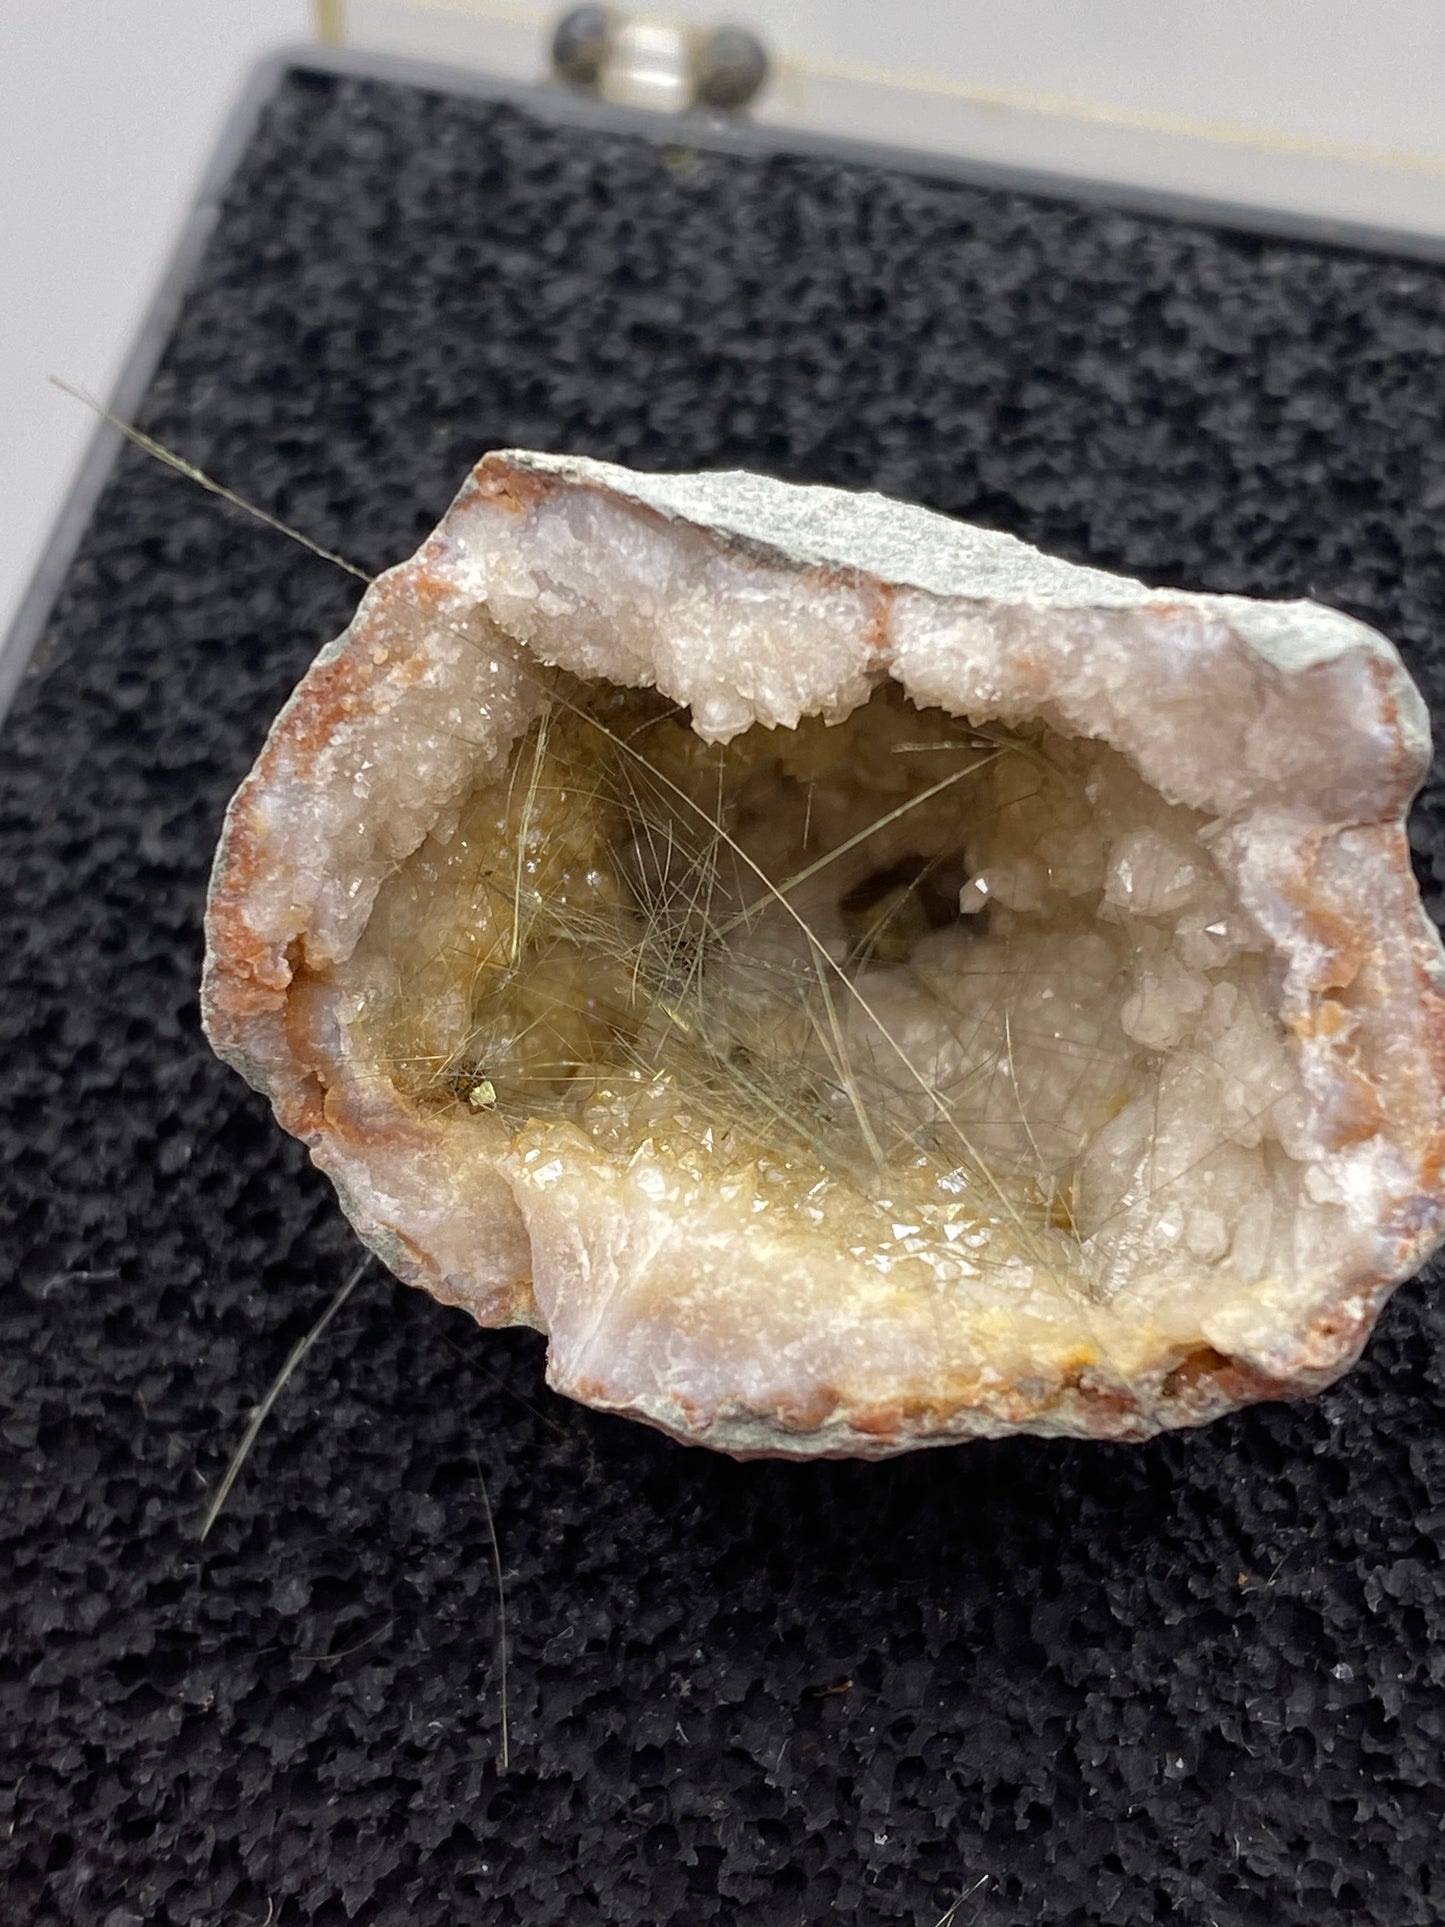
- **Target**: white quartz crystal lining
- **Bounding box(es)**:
[202,448,1445,1454]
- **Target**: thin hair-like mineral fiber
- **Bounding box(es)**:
[82,395,1445,1466]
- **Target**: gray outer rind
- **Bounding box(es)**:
[502,449,1432,762]
[202,447,1445,1457]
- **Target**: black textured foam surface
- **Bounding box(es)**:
[6,65,1445,1927]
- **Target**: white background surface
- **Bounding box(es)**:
[356,0,1445,234]
[0,0,307,657]
[4,1,1445,660]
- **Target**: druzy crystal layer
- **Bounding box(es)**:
[202,452,1445,1456]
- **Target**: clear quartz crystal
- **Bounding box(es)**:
[344,676,1341,1315]
[204,451,1445,1451]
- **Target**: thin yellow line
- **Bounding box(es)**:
[796,50,1445,181]
[314,0,346,47]
[350,0,1445,183]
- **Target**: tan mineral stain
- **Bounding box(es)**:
[201,451,1445,1457]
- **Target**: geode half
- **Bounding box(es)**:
[201,452,1445,1456]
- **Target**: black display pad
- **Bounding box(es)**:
[6,59,1445,1927]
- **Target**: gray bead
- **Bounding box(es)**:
[552,5,612,90]
[694,26,768,112]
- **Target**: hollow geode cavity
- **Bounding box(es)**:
[202,451,1445,1457]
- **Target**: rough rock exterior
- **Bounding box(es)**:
[201,451,1445,1457]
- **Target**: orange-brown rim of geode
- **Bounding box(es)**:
[202,449,1445,1457]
